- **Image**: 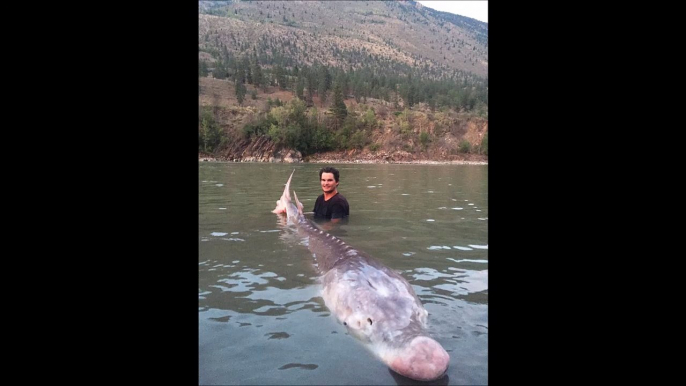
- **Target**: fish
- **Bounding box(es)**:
[273,170,450,381]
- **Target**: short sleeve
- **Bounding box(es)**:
[330,203,345,219]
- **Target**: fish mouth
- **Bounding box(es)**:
[387,336,450,381]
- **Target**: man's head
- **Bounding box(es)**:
[319,167,340,182]
[319,167,340,194]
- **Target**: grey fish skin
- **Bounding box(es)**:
[274,170,450,382]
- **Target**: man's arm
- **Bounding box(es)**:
[329,202,346,222]
[318,217,339,231]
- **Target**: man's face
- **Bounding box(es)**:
[320,172,338,194]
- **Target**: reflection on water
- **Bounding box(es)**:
[199,163,487,385]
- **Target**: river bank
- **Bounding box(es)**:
[199,155,487,165]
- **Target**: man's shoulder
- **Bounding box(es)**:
[335,193,349,204]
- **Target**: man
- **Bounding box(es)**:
[313,166,349,223]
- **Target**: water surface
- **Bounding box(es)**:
[199,162,488,385]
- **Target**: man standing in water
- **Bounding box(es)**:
[313,166,349,223]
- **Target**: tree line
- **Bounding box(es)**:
[201,49,487,113]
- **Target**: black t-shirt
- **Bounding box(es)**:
[313,193,350,219]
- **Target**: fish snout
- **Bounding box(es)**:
[388,336,449,381]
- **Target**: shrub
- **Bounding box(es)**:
[419,131,431,148]
[198,107,225,153]
[459,140,471,153]
[349,129,369,149]
[362,108,377,129]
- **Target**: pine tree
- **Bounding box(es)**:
[305,70,316,103]
[252,58,264,91]
[331,79,347,123]
[235,62,245,84]
[295,75,305,100]
[317,66,329,105]
[243,57,252,85]
[274,64,287,90]
[235,80,246,105]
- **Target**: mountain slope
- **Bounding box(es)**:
[198,0,488,163]
[199,0,487,79]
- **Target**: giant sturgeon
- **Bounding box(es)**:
[272,170,450,381]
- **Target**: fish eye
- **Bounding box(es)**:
[343,322,347,326]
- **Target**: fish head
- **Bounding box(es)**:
[353,318,448,381]
[324,266,449,381]
[341,296,447,381]
[369,310,448,381]
[342,312,375,342]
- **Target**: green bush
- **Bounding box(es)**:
[198,107,225,153]
[420,131,431,146]
[459,140,471,153]
[349,130,369,149]
[362,108,377,129]
[369,143,380,151]
[242,115,275,139]
[254,99,335,155]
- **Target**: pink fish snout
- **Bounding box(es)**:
[389,336,450,381]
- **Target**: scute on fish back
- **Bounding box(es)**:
[273,170,449,381]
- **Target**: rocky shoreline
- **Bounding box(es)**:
[200,147,487,165]
[199,155,487,165]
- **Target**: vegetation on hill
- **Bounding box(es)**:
[198,0,488,162]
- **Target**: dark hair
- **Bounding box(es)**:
[319,166,340,182]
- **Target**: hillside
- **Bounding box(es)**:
[198,0,488,163]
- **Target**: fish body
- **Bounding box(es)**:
[274,170,449,381]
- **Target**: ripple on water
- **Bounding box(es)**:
[278,363,318,370]
[264,332,290,339]
[447,258,488,264]
[434,269,489,296]
[208,315,232,323]
[410,267,455,281]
